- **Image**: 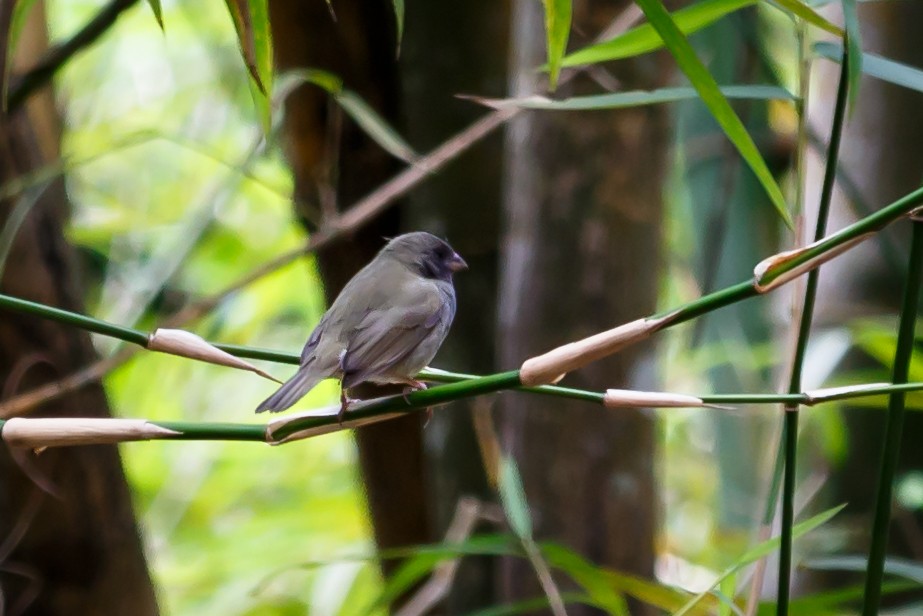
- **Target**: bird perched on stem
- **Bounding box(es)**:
[255,232,467,419]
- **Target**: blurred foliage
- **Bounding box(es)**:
[22,0,923,613]
[46,1,379,613]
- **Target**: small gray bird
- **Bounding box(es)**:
[255,232,467,416]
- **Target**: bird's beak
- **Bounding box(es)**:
[447,252,468,272]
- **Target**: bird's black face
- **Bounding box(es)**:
[420,240,468,282]
[385,232,468,282]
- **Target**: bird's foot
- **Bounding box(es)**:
[338,390,358,424]
[400,381,432,427]
[401,380,427,405]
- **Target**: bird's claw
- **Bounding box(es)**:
[402,380,427,405]
[338,390,358,424]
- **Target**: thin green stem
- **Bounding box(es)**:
[5,379,923,446]
[155,421,267,441]
[268,371,524,441]
[861,219,923,615]
[777,42,850,616]
[0,292,149,346]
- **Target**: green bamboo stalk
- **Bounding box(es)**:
[4,379,923,448]
[2,176,923,416]
[0,292,149,346]
[861,219,923,615]
[777,43,850,616]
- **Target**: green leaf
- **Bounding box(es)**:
[804,555,923,584]
[499,455,533,540]
[717,574,737,616]
[276,69,418,163]
[363,552,442,614]
[841,0,863,109]
[815,42,923,95]
[768,0,844,36]
[145,0,164,30]
[466,593,599,616]
[392,0,404,52]
[476,84,796,111]
[359,534,523,614]
[561,0,758,69]
[634,0,793,228]
[225,0,274,134]
[674,504,846,616]
[542,0,572,89]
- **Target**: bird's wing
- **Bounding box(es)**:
[340,283,452,387]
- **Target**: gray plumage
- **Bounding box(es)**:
[255,232,466,413]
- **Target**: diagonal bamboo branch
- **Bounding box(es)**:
[3,179,923,420]
[0,4,645,418]
[7,0,139,112]
[4,379,923,449]
[777,41,851,616]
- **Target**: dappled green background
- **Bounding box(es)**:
[29,0,923,613]
[49,1,380,613]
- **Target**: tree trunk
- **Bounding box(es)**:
[399,0,509,610]
[498,0,667,611]
[0,7,158,614]
[268,0,429,588]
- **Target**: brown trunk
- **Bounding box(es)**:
[268,0,429,586]
[498,0,667,611]
[0,8,157,614]
[399,0,509,610]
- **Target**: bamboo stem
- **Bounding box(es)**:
[777,41,850,616]
[861,220,923,615]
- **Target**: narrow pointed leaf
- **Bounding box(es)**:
[277,69,417,163]
[815,42,923,95]
[543,0,572,89]
[145,0,164,30]
[225,0,273,133]
[475,84,796,111]
[499,455,533,540]
[392,0,404,51]
[634,0,792,228]
[674,504,846,616]
[841,0,863,109]
[769,0,843,36]
[337,91,417,162]
[561,0,757,68]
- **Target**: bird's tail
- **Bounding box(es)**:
[255,367,324,413]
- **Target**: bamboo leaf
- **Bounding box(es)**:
[634,0,793,228]
[466,593,600,616]
[145,0,164,30]
[338,91,417,162]
[769,0,843,36]
[561,0,758,68]
[276,69,418,163]
[805,555,923,584]
[841,0,863,109]
[815,42,923,95]
[542,0,572,89]
[499,455,533,540]
[225,0,274,134]
[543,543,714,614]
[392,0,404,52]
[674,504,846,616]
[474,84,796,111]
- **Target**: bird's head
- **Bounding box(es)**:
[383,232,467,282]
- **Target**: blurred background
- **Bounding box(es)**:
[1,0,922,614]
